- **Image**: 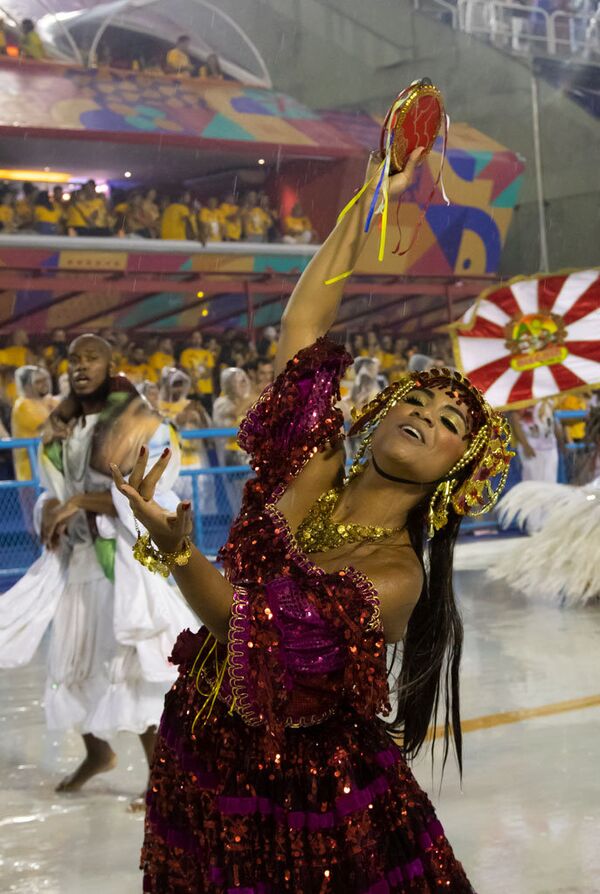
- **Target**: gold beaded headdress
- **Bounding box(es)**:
[347,367,514,538]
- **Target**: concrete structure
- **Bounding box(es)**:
[220,0,599,275]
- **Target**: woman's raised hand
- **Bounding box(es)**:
[110,446,193,553]
[364,147,424,200]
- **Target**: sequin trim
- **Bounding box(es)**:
[227,586,264,727]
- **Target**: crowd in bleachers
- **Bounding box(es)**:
[0,325,596,486]
[0,180,316,244]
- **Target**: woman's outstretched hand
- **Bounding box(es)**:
[110,446,192,553]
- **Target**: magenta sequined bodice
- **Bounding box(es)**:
[175,338,390,739]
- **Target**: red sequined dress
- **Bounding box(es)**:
[142,338,475,893]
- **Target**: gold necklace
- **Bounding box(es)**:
[295,486,404,554]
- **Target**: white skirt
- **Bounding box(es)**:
[44,543,175,736]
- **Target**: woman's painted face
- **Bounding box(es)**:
[370,384,475,485]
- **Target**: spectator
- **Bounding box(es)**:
[218,193,242,241]
[149,337,175,379]
[33,191,62,235]
[558,391,588,443]
[0,17,7,56]
[511,399,562,482]
[15,182,37,230]
[179,331,216,413]
[66,182,110,237]
[0,190,15,233]
[0,330,33,405]
[256,325,278,359]
[125,193,154,238]
[158,367,191,421]
[199,196,222,242]
[258,193,279,241]
[140,379,160,412]
[20,19,46,60]
[282,201,315,244]
[141,188,160,237]
[200,53,224,79]
[213,367,252,466]
[165,35,193,75]
[83,180,111,235]
[120,344,157,386]
[43,328,69,383]
[161,191,197,241]
[246,357,274,403]
[241,191,270,243]
[51,186,67,229]
[173,400,216,510]
[11,365,56,480]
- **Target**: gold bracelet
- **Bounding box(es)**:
[132,531,192,578]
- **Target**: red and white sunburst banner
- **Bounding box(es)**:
[451,269,600,409]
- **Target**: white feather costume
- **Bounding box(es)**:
[488,478,600,607]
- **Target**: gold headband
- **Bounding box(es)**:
[347,368,515,538]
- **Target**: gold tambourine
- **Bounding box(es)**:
[380,79,445,175]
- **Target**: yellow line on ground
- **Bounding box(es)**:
[424,693,600,741]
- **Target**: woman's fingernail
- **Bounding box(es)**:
[182,501,191,511]
[162,447,170,457]
[140,445,146,456]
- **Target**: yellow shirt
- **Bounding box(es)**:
[120,362,157,386]
[66,201,90,229]
[161,203,195,240]
[87,196,109,228]
[11,396,54,480]
[166,47,191,73]
[284,214,312,235]
[21,31,45,60]
[159,398,189,421]
[218,202,242,241]
[243,206,270,237]
[559,394,587,441]
[199,207,222,242]
[34,205,62,225]
[180,347,215,395]
[149,351,175,377]
[0,205,14,228]
[15,198,33,227]
[43,345,68,377]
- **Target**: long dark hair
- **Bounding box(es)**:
[385,496,464,775]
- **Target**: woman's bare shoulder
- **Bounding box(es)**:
[355,544,424,643]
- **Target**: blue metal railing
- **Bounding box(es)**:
[0,410,593,585]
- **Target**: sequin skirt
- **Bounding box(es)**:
[142,654,475,892]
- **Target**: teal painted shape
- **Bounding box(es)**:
[253,253,312,274]
[126,114,159,131]
[472,151,495,176]
[120,292,185,328]
[491,175,524,208]
[202,114,254,141]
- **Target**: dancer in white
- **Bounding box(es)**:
[510,399,561,483]
[0,335,196,806]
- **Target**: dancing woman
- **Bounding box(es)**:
[112,151,513,891]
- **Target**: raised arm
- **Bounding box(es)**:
[275,149,423,376]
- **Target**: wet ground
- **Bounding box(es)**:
[1,549,599,893]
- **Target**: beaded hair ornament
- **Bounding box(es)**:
[347,367,515,538]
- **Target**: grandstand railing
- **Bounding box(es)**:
[0,412,592,587]
[414,0,600,60]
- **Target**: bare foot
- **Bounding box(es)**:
[56,748,117,793]
[127,791,147,813]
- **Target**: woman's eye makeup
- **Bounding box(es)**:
[442,417,459,435]
[403,394,425,406]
